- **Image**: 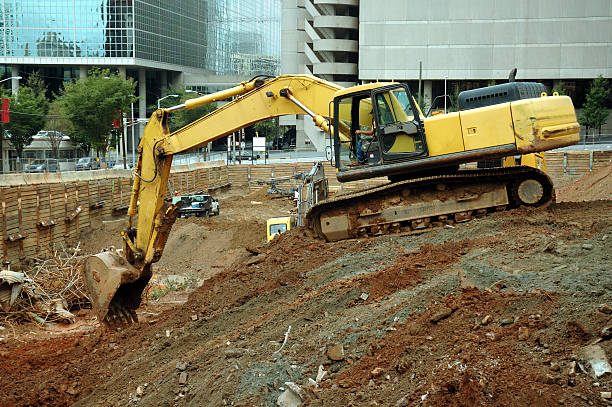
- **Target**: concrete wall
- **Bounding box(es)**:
[359,0,612,80]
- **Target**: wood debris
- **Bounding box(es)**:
[0,243,90,324]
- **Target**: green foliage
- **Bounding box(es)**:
[579,75,610,134]
[45,99,74,135]
[416,93,429,116]
[157,86,218,133]
[552,81,567,96]
[253,118,279,140]
[2,72,49,158]
[58,67,137,155]
[448,85,460,113]
[145,273,199,301]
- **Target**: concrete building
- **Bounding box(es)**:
[0,0,280,171]
[282,0,612,150]
[281,0,358,151]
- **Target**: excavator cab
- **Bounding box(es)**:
[333,83,427,172]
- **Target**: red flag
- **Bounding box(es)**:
[112,110,121,128]
[1,98,9,123]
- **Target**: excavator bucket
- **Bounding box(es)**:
[84,250,151,326]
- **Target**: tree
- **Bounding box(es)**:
[579,75,610,136]
[2,72,49,161]
[253,118,279,140]
[45,99,74,159]
[59,68,137,157]
[416,93,429,116]
[552,81,567,96]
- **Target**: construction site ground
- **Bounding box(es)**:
[1,165,611,407]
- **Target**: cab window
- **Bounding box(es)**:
[270,223,287,235]
[374,87,422,155]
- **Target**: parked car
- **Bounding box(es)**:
[113,157,135,169]
[231,151,254,161]
[25,159,59,173]
[171,193,219,218]
[231,150,268,161]
[75,157,101,171]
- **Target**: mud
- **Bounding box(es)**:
[1,168,611,407]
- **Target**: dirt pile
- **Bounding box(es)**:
[557,164,612,202]
[1,189,611,406]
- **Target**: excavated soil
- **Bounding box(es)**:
[557,165,612,202]
[1,170,612,407]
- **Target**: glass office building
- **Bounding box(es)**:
[206,0,281,76]
[0,0,280,170]
[0,0,279,75]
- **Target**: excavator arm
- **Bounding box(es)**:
[84,75,345,325]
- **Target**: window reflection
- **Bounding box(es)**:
[0,0,281,75]
[1,0,133,58]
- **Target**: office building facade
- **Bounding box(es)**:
[281,0,358,151]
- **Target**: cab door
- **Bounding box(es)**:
[371,84,428,163]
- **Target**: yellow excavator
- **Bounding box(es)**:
[84,74,579,325]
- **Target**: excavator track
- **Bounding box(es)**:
[306,166,554,241]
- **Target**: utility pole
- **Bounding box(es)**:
[238,130,243,164]
[444,76,448,114]
[131,100,135,167]
[232,132,236,164]
[418,61,422,101]
[122,116,128,169]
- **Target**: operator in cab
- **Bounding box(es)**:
[355,110,376,165]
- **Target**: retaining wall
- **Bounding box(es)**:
[0,161,230,267]
[1,152,610,266]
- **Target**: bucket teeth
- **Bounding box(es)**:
[103,303,139,329]
[84,251,148,327]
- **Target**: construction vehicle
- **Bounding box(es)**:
[266,216,296,242]
[84,74,579,325]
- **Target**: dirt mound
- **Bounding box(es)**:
[335,288,563,406]
[557,164,612,202]
[1,196,611,406]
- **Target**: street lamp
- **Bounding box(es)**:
[0,76,22,84]
[157,94,179,109]
[185,89,203,96]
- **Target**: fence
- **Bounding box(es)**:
[578,133,612,145]
[0,162,230,267]
[1,151,610,267]
[3,157,131,174]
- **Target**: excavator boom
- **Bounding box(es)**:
[84,75,343,324]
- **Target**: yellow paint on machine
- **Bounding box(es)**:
[511,96,580,153]
[422,112,465,157]
[266,216,295,242]
[460,103,515,151]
